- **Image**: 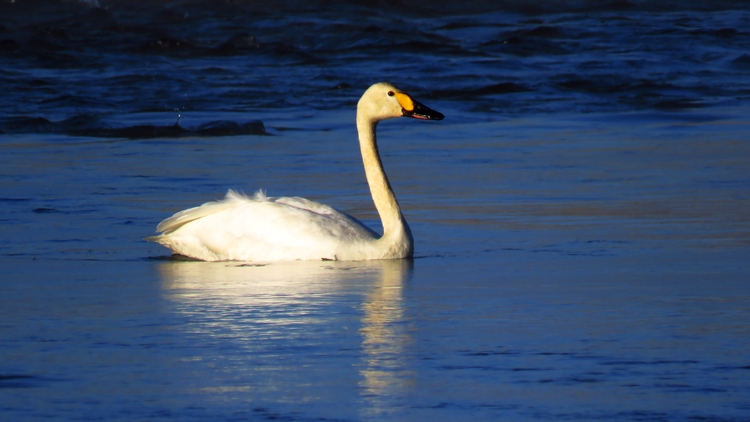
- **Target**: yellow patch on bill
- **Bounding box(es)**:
[394,92,414,112]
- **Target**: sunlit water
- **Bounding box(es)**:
[2,1,750,421]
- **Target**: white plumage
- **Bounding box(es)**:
[147,82,444,261]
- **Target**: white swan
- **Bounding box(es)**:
[146,82,444,261]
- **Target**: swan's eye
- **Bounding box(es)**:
[387,91,395,97]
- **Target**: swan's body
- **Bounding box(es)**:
[147,82,443,261]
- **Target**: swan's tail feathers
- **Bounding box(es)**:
[154,190,248,235]
[144,234,176,249]
[152,189,270,235]
[144,235,162,243]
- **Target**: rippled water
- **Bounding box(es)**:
[1,1,749,421]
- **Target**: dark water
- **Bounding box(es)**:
[2,0,750,132]
[1,1,750,421]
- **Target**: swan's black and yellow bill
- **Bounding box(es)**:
[396,92,444,120]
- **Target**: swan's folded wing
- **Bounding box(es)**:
[273,197,378,240]
[217,195,378,247]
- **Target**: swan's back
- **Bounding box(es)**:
[147,190,379,261]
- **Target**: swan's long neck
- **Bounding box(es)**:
[356,114,413,253]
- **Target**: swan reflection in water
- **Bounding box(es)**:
[156,258,413,415]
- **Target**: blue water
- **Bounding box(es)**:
[2,1,750,421]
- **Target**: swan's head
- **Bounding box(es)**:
[358,82,444,122]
